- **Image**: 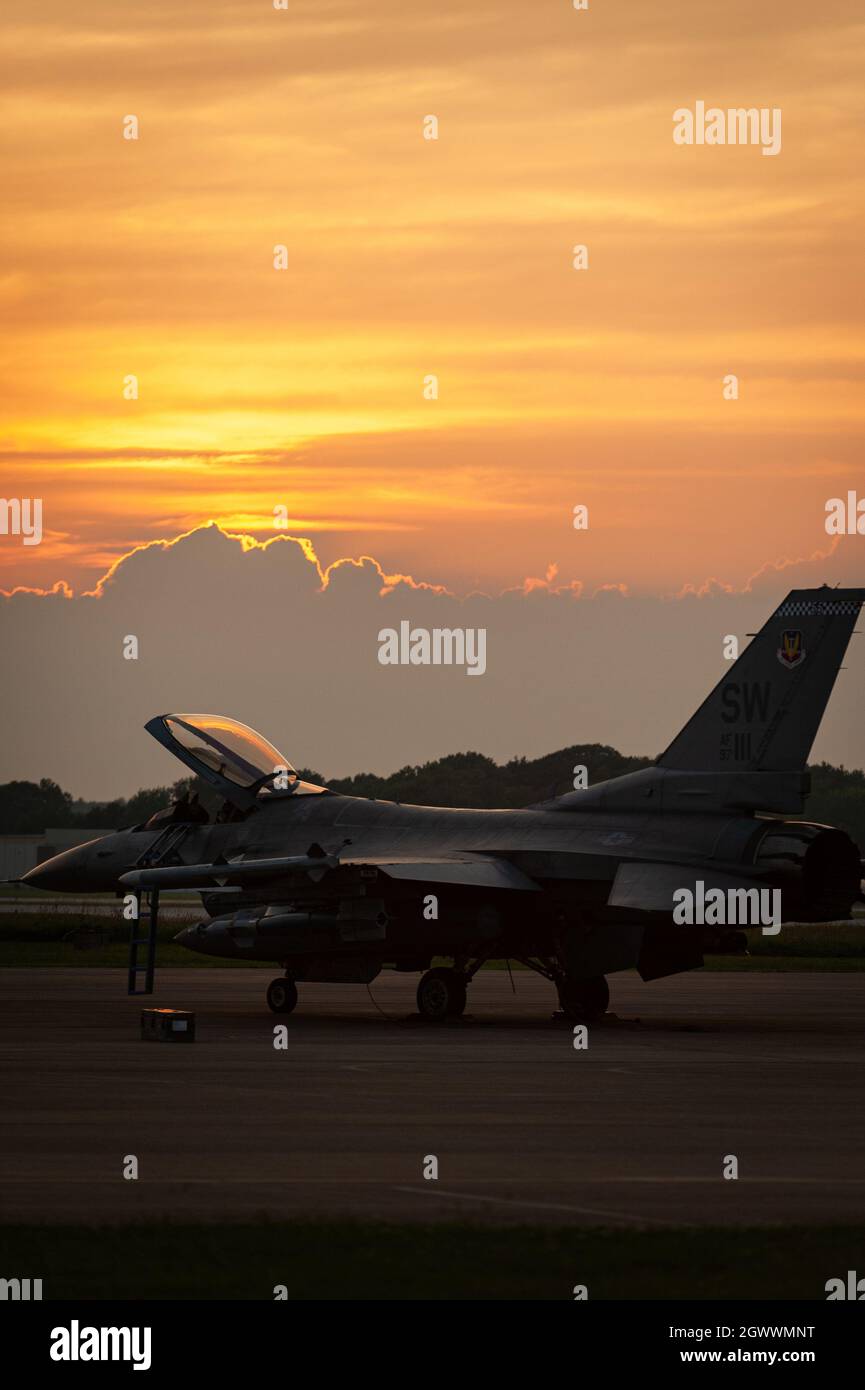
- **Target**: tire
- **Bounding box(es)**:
[266,977,298,1014]
[557,975,609,1021]
[417,967,467,1022]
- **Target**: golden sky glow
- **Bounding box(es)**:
[1,0,863,595]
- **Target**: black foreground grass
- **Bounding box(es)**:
[0,1221,858,1300]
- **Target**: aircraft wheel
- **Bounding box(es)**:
[417,967,467,1022]
[266,977,298,1014]
[557,975,609,1022]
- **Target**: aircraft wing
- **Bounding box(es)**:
[120,851,539,893]
[341,854,540,891]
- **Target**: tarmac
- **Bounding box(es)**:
[1,967,864,1227]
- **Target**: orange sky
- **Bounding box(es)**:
[1,0,863,596]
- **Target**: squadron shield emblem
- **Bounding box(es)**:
[777,629,805,668]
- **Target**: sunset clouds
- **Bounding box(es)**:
[1,1,863,595]
[2,524,862,795]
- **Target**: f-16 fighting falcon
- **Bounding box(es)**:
[21,586,865,1022]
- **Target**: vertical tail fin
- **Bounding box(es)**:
[657,587,863,773]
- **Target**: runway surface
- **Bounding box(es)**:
[1,967,864,1227]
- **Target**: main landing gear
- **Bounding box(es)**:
[266,975,298,1014]
[556,974,609,1022]
[416,967,468,1021]
[415,956,610,1023]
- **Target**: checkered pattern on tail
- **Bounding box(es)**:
[777,599,861,618]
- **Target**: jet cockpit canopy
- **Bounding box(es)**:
[145,713,327,810]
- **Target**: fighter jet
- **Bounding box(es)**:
[22,585,864,1021]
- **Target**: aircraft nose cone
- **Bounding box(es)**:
[22,847,88,892]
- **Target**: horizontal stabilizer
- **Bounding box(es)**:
[609,860,768,913]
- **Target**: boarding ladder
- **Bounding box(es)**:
[127,888,160,995]
[126,823,192,995]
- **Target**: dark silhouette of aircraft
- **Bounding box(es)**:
[22,586,864,1021]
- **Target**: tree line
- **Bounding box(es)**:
[1,747,864,849]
